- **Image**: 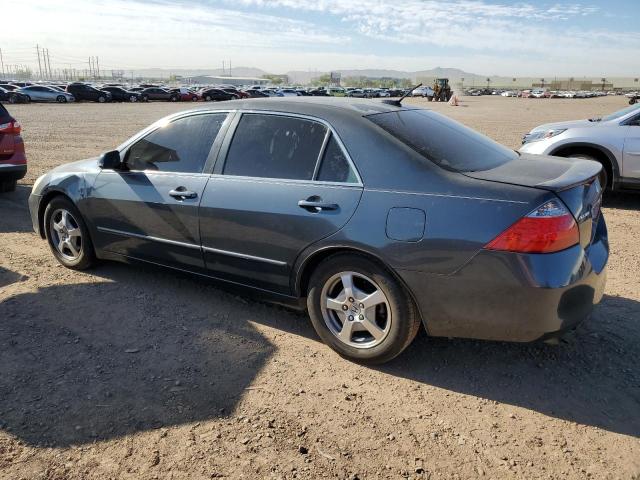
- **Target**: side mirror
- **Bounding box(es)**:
[98,150,122,170]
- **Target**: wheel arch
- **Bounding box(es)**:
[37,190,74,238]
[293,245,428,332]
[549,142,620,189]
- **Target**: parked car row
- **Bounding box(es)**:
[466,88,631,99]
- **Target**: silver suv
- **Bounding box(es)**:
[520,104,640,191]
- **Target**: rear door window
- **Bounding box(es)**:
[223,114,327,180]
[367,109,517,172]
[125,113,227,173]
[316,136,359,183]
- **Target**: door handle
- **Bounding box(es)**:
[169,187,198,200]
[298,197,339,212]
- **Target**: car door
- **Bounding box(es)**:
[622,113,640,179]
[26,87,46,101]
[88,112,230,270]
[199,112,364,295]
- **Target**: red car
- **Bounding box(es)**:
[0,104,26,192]
[170,88,199,101]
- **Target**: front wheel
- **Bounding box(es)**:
[630,98,637,105]
[98,95,107,103]
[307,254,421,364]
[44,197,96,270]
[129,95,138,102]
[56,95,67,103]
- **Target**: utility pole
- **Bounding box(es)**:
[46,49,53,79]
[0,48,5,78]
[37,45,43,79]
[96,56,100,79]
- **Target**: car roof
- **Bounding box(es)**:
[181,97,411,121]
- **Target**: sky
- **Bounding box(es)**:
[1,0,639,77]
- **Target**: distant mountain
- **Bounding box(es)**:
[285,67,492,85]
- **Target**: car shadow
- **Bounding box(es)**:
[0,184,34,234]
[0,262,289,448]
[379,293,640,438]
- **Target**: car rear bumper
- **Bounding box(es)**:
[397,217,608,342]
[0,163,27,180]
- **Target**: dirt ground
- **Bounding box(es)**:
[1,96,639,480]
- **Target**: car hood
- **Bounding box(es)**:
[463,153,602,192]
[529,119,593,133]
[50,157,101,175]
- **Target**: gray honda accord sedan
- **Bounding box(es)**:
[28,98,608,363]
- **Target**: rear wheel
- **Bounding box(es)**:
[129,95,138,102]
[8,94,18,104]
[204,95,212,101]
[630,98,637,105]
[170,95,178,102]
[307,254,421,364]
[0,179,17,192]
[44,197,96,270]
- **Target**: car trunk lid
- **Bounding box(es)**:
[465,153,603,248]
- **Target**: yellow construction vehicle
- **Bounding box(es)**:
[432,78,452,102]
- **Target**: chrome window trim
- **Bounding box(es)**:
[221,109,364,186]
[201,246,287,266]
[99,169,211,179]
[207,173,363,190]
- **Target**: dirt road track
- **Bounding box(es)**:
[1,96,639,479]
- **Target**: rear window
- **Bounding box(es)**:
[367,109,517,172]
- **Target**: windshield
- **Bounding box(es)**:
[367,109,517,172]
[600,104,640,122]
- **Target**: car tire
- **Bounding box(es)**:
[98,95,106,103]
[8,94,18,104]
[170,96,178,102]
[191,96,198,101]
[204,95,211,101]
[141,95,148,102]
[567,153,609,191]
[0,179,17,192]
[630,98,637,105]
[307,253,421,364]
[44,196,96,270]
[56,95,67,103]
[129,95,137,102]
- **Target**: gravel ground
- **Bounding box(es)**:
[0,96,639,480]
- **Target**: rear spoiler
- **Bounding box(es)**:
[535,159,602,191]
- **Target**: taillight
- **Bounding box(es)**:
[485,200,579,254]
[0,121,20,134]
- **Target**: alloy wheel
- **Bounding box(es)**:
[49,209,83,261]
[320,271,392,349]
